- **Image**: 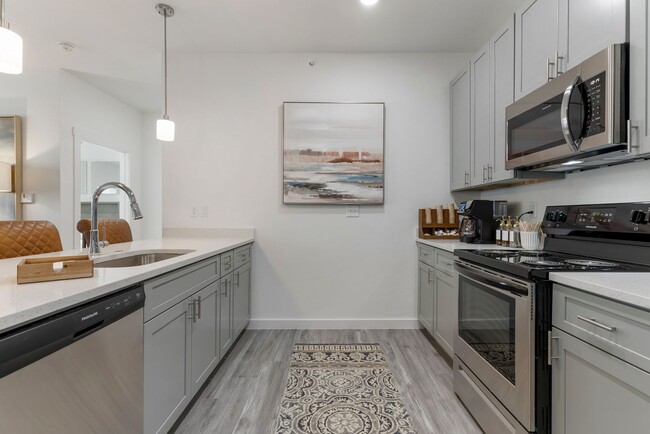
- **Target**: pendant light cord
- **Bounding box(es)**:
[163,11,168,119]
[0,0,7,28]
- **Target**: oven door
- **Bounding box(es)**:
[454,260,535,431]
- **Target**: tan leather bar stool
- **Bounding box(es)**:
[76,219,133,248]
[0,221,64,259]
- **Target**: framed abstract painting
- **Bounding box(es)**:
[282,102,385,205]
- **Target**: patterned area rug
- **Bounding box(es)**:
[275,344,417,434]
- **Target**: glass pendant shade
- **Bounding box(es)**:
[0,26,22,74]
[156,118,175,142]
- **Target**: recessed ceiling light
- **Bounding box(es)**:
[561,160,584,166]
[360,0,379,6]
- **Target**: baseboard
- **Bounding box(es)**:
[247,318,420,330]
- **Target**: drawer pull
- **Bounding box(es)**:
[577,315,616,332]
[440,260,453,268]
[428,269,433,284]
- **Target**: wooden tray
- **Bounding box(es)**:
[17,255,94,284]
[419,208,461,239]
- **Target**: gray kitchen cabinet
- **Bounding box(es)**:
[551,284,650,434]
[450,65,472,190]
[233,261,251,338]
[489,15,515,182]
[471,42,491,186]
[189,280,220,396]
[515,0,627,100]
[558,0,627,71]
[629,0,650,155]
[433,268,457,358]
[515,0,560,100]
[418,261,435,334]
[144,300,192,434]
[219,273,233,358]
[551,327,650,434]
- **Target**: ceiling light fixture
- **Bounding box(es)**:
[360,0,379,6]
[156,4,175,142]
[0,0,22,74]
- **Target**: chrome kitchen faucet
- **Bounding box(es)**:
[89,182,143,257]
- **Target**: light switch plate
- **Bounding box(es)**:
[20,193,34,204]
[346,205,360,218]
[200,206,209,218]
[191,206,199,218]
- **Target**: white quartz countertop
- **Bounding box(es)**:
[416,238,518,253]
[0,234,254,333]
[550,272,650,312]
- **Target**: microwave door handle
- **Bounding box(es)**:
[561,75,582,152]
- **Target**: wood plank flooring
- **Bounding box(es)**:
[172,329,481,434]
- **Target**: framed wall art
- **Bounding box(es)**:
[283,102,385,205]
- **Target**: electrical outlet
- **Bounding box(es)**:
[200,206,209,218]
[191,206,199,218]
[524,201,537,218]
[346,205,360,218]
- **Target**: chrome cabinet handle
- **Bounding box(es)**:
[428,268,433,284]
[196,296,201,320]
[555,52,564,76]
[547,57,555,82]
[487,165,493,181]
[190,300,197,323]
[482,166,487,182]
[577,315,616,332]
[464,171,469,186]
[235,271,240,287]
[560,75,582,152]
[547,331,559,365]
[627,120,639,154]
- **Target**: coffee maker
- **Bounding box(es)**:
[458,200,500,244]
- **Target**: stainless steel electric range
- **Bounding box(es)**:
[452,202,650,434]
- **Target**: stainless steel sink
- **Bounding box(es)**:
[94,250,194,268]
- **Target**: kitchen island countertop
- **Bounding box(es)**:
[0,230,254,334]
[417,238,519,253]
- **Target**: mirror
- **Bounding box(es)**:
[0,116,22,220]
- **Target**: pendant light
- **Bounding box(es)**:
[156,4,175,141]
[0,0,23,74]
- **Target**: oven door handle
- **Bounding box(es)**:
[454,261,530,297]
[560,75,583,152]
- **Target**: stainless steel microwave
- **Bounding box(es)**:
[506,44,629,172]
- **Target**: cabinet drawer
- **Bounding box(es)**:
[233,244,251,269]
[553,284,650,373]
[144,257,219,322]
[220,251,234,276]
[418,244,434,267]
[434,249,455,275]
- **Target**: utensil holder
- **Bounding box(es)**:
[520,231,541,250]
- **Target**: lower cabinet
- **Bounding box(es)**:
[144,244,253,434]
[417,243,458,358]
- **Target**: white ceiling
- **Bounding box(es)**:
[7,0,523,110]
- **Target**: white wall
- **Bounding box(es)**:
[480,159,650,215]
[141,112,163,240]
[59,70,145,248]
[0,69,61,225]
[163,52,470,328]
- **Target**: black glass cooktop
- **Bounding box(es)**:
[454,249,650,280]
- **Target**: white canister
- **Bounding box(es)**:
[520,231,541,250]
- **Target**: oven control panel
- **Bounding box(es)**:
[543,202,650,235]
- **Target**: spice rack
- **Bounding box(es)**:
[418,208,460,239]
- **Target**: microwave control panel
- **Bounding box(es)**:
[582,71,606,138]
[543,203,650,235]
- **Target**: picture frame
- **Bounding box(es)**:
[282,102,385,205]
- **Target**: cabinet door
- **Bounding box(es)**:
[233,261,251,338]
[552,327,650,434]
[629,0,650,154]
[490,16,515,182]
[418,262,434,334]
[433,269,458,358]
[471,42,491,186]
[515,0,560,100]
[450,65,471,190]
[189,281,219,396]
[219,273,233,358]
[144,301,191,434]
[559,0,627,72]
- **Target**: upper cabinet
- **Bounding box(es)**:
[515,0,627,100]
[450,65,471,191]
[629,0,650,155]
[471,43,491,186]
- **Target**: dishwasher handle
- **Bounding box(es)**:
[0,285,144,380]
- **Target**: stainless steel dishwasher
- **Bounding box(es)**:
[0,285,145,434]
